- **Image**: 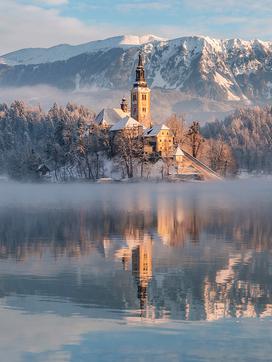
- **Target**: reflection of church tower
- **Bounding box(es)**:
[131,52,151,129]
[132,236,153,312]
[188,197,200,243]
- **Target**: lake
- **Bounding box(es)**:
[0,180,271,361]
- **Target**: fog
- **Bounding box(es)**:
[0,85,122,114]
[0,85,234,123]
[0,178,270,209]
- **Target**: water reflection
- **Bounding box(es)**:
[0,183,272,323]
[132,236,153,315]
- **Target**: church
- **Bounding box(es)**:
[95,53,221,181]
[95,52,173,157]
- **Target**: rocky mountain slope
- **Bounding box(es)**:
[1,35,272,103]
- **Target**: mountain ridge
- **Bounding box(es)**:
[0,34,165,66]
[1,34,272,103]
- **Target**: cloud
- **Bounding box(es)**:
[0,300,123,362]
[117,1,171,12]
[34,0,69,5]
[0,85,128,114]
[169,0,272,40]
[183,0,272,13]
[0,0,127,54]
[1,0,272,56]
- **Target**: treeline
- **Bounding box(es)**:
[1,100,270,181]
[0,101,155,181]
[0,101,109,181]
[202,106,272,173]
[166,115,236,176]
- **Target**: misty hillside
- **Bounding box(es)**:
[202,106,272,172]
[1,35,272,104]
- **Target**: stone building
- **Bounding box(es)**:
[143,124,174,156]
[173,146,185,174]
[131,53,152,129]
[109,115,143,136]
[94,107,129,128]
[94,51,222,180]
[94,51,172,155]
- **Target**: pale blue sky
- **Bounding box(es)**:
[1,0,272,53]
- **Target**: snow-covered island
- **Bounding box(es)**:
[1,48,271,182]
[0,52,231,183]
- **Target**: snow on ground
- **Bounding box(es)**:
[213,72,241,101]
[152,70,167,88]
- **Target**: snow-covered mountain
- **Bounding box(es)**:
[1,34,272,103]
[0,35,164,66]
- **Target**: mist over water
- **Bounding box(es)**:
[0,179,272,361]
[0,177,269,205]
[0,85,233,122]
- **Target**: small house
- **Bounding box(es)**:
[143,124,174,156]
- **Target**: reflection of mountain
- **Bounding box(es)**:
[204,252,272,320]
[0,188,272,321]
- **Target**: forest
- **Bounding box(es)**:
[0,100,270,181]
[202,106,272,173]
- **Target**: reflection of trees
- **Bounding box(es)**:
[156,195,203,246]
[146,251,272,321]
[203,251,272,320]
[1,196,272,260]
[0,207,155,260]
[1,193,272,321]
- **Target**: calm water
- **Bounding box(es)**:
[0,181,272,361]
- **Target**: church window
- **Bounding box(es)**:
[142,107,146,112]
[142,94,147,100]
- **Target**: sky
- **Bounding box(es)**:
[1,0,272,54]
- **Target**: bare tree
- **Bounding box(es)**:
[166,114,187,147]
[205,138,236,176]
[74,123,108,180]
[114,127,144,178]
[161,147,174,177]
[187,121,205,158]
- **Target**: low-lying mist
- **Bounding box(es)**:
[0,85,235,123]
[0,178,270,209]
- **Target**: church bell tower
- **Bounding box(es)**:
[131,52,151,129]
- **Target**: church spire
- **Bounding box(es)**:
[131,51,151,128]
[135,52,147,87]
[138,52,143,67]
